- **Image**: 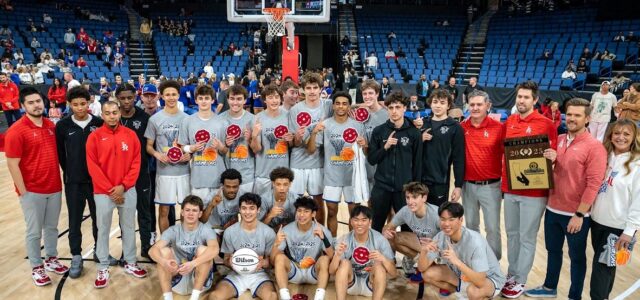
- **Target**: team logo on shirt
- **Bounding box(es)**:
[484,130,489,138]
[598,170,618,194]
[193,132,219,166]
[264,128,288,159]
[526,126,532,135]
[121,142,129,151]
[89,125,97,132]
[400,136,410,146]
[329,129,356,166]
[440,126,449,135]
[132,120,142,130]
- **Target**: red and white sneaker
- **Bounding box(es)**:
[501,281,525,299]
[124,263,147,278]
[32,266,52,286]
[94,269,110,288]
[44,256,69,274]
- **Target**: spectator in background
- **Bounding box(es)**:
[0,72,21,126]
[39,23,48,32]
[0,24,11,38]
[64,28,76,46]
[615,83,640,125]
[347,70,358,103]
[562,67,577,80]
[543,101,562,130]
[203,61,214,78]
[43,13,52,24]
[17,66,33,85]
[611,72,630,93]
[566,59,577,72]
[580,47,593,60]
[539,49,552,60]
[462,76,484,110]
[416,74,429,104]
[30,37,41,50]
[75,56,87,68]
[446,76,460,108]
[64,72,80,89]
[87,39,97,55]
[396,46,406,58]
[48,77,67,111]
[600,49,616,60]
[76,27,89,43]
[13,48,23,61]
[576,59,590,73]
[626,31,636,42]
[613,31,625,42]
[39,48,51,63]
[233,47,243,56]
[407,94,425,112]
[379,76,392,102]
[32,66,44,84]
[366,52,378,71]
[384,48,396,60]
[75,38,87,55]
[139,19,151,43]
[589,81,618,142]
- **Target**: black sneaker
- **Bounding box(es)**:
[141,247,154,262]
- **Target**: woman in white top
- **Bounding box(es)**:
[590,119,640,300]
[561,67,576,80]
[17,66,33,85]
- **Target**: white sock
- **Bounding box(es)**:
[162,292,173,300]
[189,289,201,300]
[314,288,326,300]
[279,288,291,300]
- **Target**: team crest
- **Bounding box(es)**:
[440,126,449,135]
[121,142,129,151]
[400,136,410,146]
[526,126,532,135]
[484,130,489,138]
[89,125,97,132]
[132,120,142,130]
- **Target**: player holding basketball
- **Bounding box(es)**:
[272,196,334,300]
[86,101,147,288]
[382,182,440,280]
[288,72,333,225]
[145,80,192,233]
[259,167,298,229]
[6,87,68,286]
[208,193,278,300]
[150,195,219,300]
[419,202,506,300]
[330,206,397,300]
[178,84,228,208]
[199,169,242,238]
[220,85,256,195]
[308,92,366,236]
[251,84,293,196]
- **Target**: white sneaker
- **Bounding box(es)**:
[94,269,110,288]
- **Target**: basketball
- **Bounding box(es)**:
[231,248,260,275]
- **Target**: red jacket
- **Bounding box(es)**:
[86,124,141,195]
[0,80,20,111]
[48,86,67,105]
[543,109,562,129]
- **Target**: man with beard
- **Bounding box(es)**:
[116,83,154,259]
[7,87,68,286]
[0,72,21,126]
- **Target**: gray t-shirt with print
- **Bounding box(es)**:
[339,229,395,277]
[288,99,333,169]
[258,190,298,228]
[177,114,227,189]
[160,222,217,262]
[391,204,440,239]
[277,221,333,266]
[255,109,290,178]
[220,110,255,183]
[316,117,365,187]
[361,108,388,181]
[144,109,190,176]
[221,222,276,259]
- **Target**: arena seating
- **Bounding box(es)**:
[354,7,466,84]
[151,10,250,80]
[0,0,130,83]
[482,7,640,91]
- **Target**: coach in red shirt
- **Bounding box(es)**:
[460,90,504,261]
[0,72,22,126]
[500,81,559,298]
[6,87,68,286]
[525,98,607,299]
[86,101,147,288]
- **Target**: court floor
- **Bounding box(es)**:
[0,152,638,300]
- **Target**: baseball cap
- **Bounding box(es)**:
[142,84,158,95]
[601,81,611,86]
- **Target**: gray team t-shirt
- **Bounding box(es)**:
[391,204,440,239]
[144,110,190,176]
[255,109,290,178]
[207,195,240,231]
[317,117,365,187]
[427,227,506,288]
[160,222,217,262]
[277,221,333,267]
[177,114,227,189]
[220,110,255,183]
[288,99,333,169]
[339,229,395,277]
[361,108,388,181]
[221,222,276,266]
[258,190,298,228]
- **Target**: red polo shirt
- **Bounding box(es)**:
[5,116,62,195]
[501,110,558,197]
[461,116,504,181]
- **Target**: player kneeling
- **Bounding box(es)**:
[149,195,219,300]
[272,196,334,300]
[418,202,506,300]
[330,206,397,300]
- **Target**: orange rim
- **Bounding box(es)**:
[263,7,291,21]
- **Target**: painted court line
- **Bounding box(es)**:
[613,279,640,300]
[81,226,120,259]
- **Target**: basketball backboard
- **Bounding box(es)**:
[228,0,330,23]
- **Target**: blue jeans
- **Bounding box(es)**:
[4,109,22,127]
[543,209,590,300]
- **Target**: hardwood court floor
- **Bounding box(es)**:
[0,151,638,300]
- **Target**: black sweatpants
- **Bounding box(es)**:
[590,221,624,300]
[426,183,449,207]
[135,173,152,251]
[370,185,409,232]
[65,183,98,256]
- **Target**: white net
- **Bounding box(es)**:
[265,13,286,38]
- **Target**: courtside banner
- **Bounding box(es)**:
[504,135,554,190]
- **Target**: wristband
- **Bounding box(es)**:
[322,236,332,248]
[182,145,191,153]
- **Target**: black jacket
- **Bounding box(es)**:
[367,118,423,192]
[55,114,104,184]
[421,117,465,187]
[120,106,150,184]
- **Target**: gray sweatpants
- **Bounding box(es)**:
[19,191,62,268]
[462,181,502,260]
[503,193,547,284]
[95,188,137,270]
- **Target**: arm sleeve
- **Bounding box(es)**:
[159,226,176,245]
[55,123,66,171]
[452,125,466,188]
[579,144,608,206]
[468,247,490,273]
[221,231,233,254]
[390,207,407,226]
[264,227,276,256]
[4,128,23,158]
[122,136,141,189]
[144,117,156,140]
[624,169,640,237]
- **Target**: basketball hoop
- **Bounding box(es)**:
[263,7,290,38]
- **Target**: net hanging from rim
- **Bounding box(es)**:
[263,7,290,38]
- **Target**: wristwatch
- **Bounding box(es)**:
[575,211,585,218]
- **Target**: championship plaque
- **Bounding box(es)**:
[504,135,553,190]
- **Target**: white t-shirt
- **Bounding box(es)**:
[590,92,617,123]
[203,65,214,77]
[367,56,378,68]
[67,79,81,89]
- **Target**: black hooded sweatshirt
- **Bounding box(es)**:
[421,116,465,187]
[55,114,104,184]
[367,117,423,192]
